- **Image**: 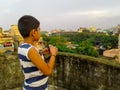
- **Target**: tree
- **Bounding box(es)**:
[48,35,67,46]
[76,41,99,57]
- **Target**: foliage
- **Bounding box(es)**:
[61,32,118,49]
[42,32,118,57]
[48,35,67,46]
[76,41,99,57]
[101,35,118,49]
[41,34,50,42]
[56,44,76,53]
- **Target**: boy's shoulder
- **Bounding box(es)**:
[19,43,32,49]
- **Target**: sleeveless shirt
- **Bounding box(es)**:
[18,43,48,90]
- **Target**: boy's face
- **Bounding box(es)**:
[34,26,41,41]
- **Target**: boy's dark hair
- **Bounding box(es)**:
[18,15,40,38]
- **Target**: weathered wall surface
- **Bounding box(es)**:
[0,52,120,90]
[49,52,120,90]
[0,53,23,90]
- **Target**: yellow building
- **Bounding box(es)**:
[89,26,96,32]
[0,27,4,37]
[0,25,24,53]
[0,25,45,53]
[9,25,19,36]
[78,27,84,32]
[9,25,23,43]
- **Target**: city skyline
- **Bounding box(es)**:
[0,0,120,31]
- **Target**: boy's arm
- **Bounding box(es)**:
[28,46,57,76]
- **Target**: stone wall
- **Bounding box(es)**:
[49,52,120,90]
[0,52,120,90]
[0,53,23,90]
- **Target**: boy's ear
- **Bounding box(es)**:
[30,29,36,37]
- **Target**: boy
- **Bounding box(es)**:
[18,15,58,90]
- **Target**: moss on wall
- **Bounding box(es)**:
[49,52,120,90]
[0,53,23,90]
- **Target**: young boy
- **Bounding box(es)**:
[17,15,58,90]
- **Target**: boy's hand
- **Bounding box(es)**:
[41,48,50,55]
[49,45,58,56]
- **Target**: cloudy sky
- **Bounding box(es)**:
[0,0,120,31]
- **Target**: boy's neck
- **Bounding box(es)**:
[24,37,34,45]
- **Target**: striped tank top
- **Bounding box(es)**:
[18,43,48,90]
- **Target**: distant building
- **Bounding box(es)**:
[0,25,24,53]
[9,25,23,42]
[78,27,84,32]
[0,27,4,38]
[103,49,118,58]
[77,27,88,33]
[96,28,105,33]
[0,27,3,33]
[51,29,61,33]
[88,26,96,32]
[0,37,14,53]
